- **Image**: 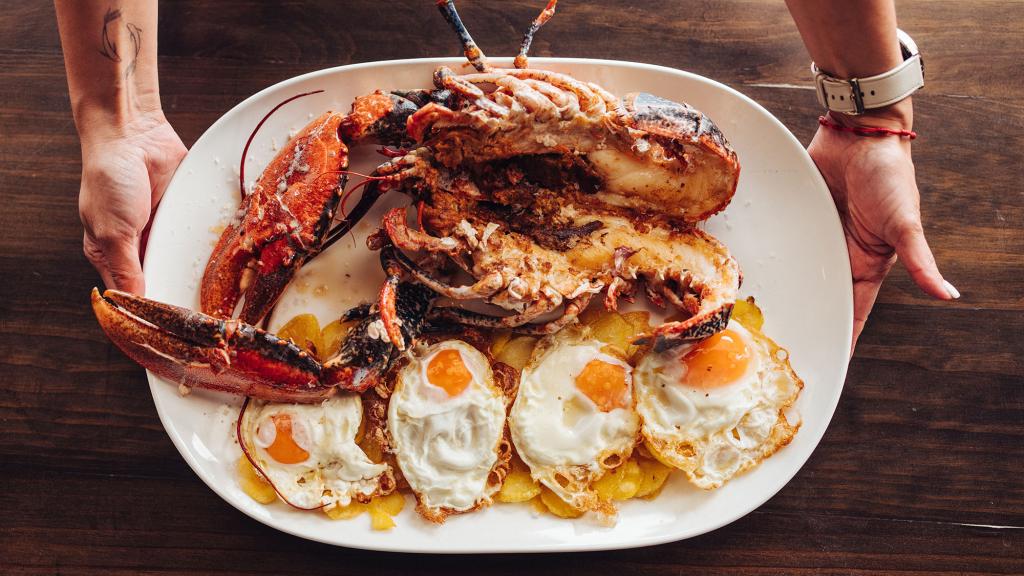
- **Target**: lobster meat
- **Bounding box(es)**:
[91,0,744,403]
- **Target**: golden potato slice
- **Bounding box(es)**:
[496,455,541,503]
[324,501,366,520]
[634,457,673,499]
[321,318,357,359]
[578,303,606,326]
[368,495,400,531]
[621,311,652,332]
[490,329,513,357]
[495,336,538,371]
[593,459,642,501]
[732,297,764,331]
[277,313,324,358]
[373,492,406,516]
[236,457,276,504]
[528,494,548,515]
[589,312,635,353]
[538,486,584,519]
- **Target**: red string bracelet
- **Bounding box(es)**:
[818,115,917,140]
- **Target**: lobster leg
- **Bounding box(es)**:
[436,0,490,72]
[514,0,558,69]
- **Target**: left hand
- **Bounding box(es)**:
[807,105,958,351]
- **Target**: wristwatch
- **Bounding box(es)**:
[812,29,924,115]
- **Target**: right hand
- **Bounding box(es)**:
[79,111,186,294]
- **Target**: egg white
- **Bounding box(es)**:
[241,395,389,508]
[388,340,508,515]
[635,320,803,489]
[510,330,640,510]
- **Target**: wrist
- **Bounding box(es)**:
[828,97,913,132]
[76,104,168,147]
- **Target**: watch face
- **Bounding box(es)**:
[896,28,919,60]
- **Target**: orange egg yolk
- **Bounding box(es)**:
[264,414,310,464]
[426,349,472,397]
[575,359,629,412]
[680,329,750,389]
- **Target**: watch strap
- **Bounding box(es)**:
[813,54,924,115]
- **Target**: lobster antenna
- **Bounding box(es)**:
[436,0,490,72]
[515,0,558,69]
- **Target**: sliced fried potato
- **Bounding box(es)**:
[496,455,541,503]
[538,486,584,519]
[495,336,538,371]
[321,318,357,360]
[236,456,277,504]
[578,303,606,326]
[324,501,366,520]
[490,329,513,357]
[372,492,406,516]
[528,494,548,515]
[277,313,324,358]
[621,311,652,332]
[732,297,764,331]
[593,459,642,501]
[634,457,673,499]
[589,312,635,353]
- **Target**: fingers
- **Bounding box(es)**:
[851,277,884,356]
[83,231,146,294]
[892,220,959,301]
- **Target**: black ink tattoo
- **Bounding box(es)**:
[99,7,122,62]
[125,22,142,80]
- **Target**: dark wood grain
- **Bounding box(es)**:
[0,1,1021,574]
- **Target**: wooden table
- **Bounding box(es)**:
[2,1,1021,573]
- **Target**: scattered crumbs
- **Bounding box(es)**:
[313,284,329,297]
[209,224,226,235]
[271,137,279,152]
[178,383,192,396]
[214,156,221,165]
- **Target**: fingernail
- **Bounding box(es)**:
[942,279,961,299]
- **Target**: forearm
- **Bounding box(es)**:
[55,0,162,140]
[785,0,912,129]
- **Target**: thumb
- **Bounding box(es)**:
[892,221,959,301]
[84,232,146,295]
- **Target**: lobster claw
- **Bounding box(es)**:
[91,288,333,403]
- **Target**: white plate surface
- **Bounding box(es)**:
[143,57,852,553]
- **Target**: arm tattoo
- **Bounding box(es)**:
[99,7,122,62]
[98,6,145,105]
[125,23,142,80]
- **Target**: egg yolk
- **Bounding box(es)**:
[680,329,750,389]
[426,349,472,397]
[264,414,310,464]
[575,359,629,412]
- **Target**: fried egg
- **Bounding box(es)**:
[240,395,391,508]
[635,319,803,489]
[510,328,640,512]
[388,340,509,522]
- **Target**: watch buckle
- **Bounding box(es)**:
[849,77,865,115]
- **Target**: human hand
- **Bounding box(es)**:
[807,105,958,351]
[78,111,186,294]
